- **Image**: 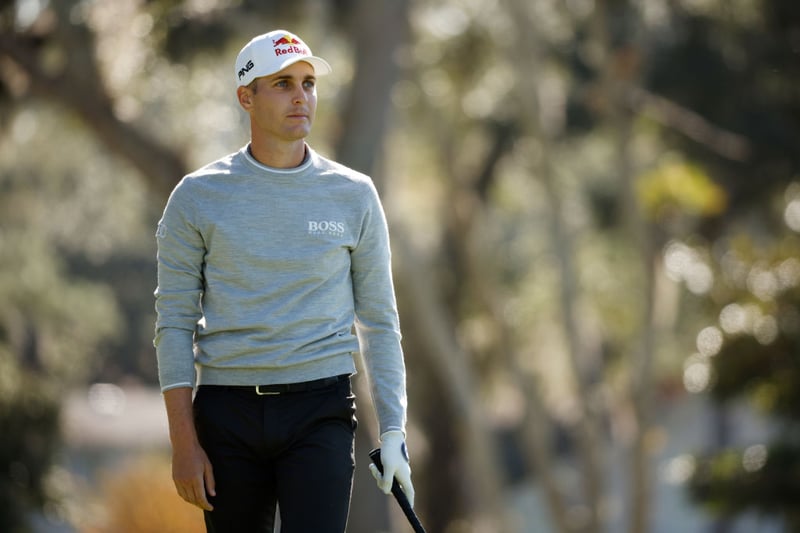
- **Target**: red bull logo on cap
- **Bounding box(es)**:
[272,34,309,57]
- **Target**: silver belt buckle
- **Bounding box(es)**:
[255,385,280,396]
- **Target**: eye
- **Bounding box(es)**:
[303,79,316,89]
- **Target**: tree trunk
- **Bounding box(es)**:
[334,0,409,184]
[330,2,414,530]
[391,233,511,531]
[502,0,606,530]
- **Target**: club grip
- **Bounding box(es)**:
[369,448,426,533]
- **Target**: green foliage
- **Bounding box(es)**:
[644,0,800,218]
[636,158,727,221]
[0,102,154,528]
[0,368,59,533]
[690,442,800,530]
[711,323,800,419]
[686,227,800,528]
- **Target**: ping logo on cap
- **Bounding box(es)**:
[237,60,255,80]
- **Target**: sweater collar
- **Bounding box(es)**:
[241,143,314,175]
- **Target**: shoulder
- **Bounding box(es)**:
[311,150,375,190]
[170,149,247,199]
[183,150,244,185]
[162,151,246,219]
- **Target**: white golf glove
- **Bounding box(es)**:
[369,430,415,508]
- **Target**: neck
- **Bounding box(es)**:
[248,138,307,168]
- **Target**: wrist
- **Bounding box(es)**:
[380,430,409,463]
[380,429,405,443]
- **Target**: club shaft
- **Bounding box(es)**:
[369,448,427,533]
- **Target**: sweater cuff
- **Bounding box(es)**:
[154,327,196,390]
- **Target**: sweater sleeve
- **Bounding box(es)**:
[351,181,407,435]
[153,181,205,391]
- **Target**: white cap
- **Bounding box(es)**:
[234,30,332,87]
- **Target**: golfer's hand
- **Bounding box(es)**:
[172,440,216,511]
[369,430,415,507]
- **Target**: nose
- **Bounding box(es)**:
[292,86,307,104]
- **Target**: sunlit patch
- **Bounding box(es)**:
[685,263,713,294]
[776,258,800,289]
[753,315,778,345]
[663,240,714,295]
[683,353,711,393]
[696,326,723,356]
[719,303,748,334]
[742,444,768,473]
[664,241,693,281]
[416,4,470,38]
[14,0,47,28]
[662,454,696,485]
[747,265,779,301]
[87,383,126,417]
[11,110,38,143]
[784,198,800,232]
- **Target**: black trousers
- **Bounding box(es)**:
[193,376,357,533]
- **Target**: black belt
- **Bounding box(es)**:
[204,374,349,396]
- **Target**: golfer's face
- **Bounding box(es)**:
[249,61,317,142]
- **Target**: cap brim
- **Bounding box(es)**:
[300,56,332,76]
[261,56,332,80]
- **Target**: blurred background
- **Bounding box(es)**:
[1,0,799,531]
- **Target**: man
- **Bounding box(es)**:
[154,29,414,532]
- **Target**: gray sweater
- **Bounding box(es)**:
[154,145,406,434]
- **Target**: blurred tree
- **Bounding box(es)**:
[628,1,800,530]
[0,379,59,532]
[385,0,798,531]
[0,104,125,529]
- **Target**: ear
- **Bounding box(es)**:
[237,86,253,110]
